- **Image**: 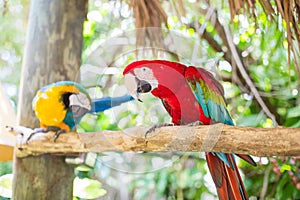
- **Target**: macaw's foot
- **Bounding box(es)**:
[26,127,61,144]
[186,121,204,126]
[53,129,67,142]
[26,127,49,144]
[145,123,174,138]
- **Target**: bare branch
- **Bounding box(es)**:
[220,19,279,126]
[191,7,283,124]
[260,165,272,199]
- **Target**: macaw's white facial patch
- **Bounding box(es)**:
[124,73,139,100]
[69,92,91,111]
[133,67,158,89]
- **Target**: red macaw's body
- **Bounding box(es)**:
[123,60,256,200]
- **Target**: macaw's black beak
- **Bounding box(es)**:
[135,77,152,102]
[136,77,152,93]
[71,105,89,118]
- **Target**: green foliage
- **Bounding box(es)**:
[0,162,12,177]
[130,154,213,199]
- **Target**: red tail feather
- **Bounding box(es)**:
[236,154,257,166]
[206,153,248,200]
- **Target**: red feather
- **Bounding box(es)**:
[123,60,255,199]
[206,153,249,200]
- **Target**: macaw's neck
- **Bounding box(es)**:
[151,79,211,125]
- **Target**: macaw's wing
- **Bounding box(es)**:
[185,66,234,125]
[185,66,257,162]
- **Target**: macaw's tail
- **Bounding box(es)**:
[206,152,256,200]
[90,94,134,113]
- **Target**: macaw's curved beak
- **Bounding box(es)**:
[135,77,152,102]
[124,73,152,102]
[71,105,89,118]
[69,93,91,118]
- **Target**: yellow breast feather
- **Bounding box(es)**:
[33,85,80,127]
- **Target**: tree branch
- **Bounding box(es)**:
[11,124,300,158]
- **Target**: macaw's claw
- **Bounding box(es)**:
[186,121,204,126]
[145,123,174,138]
[26,126,62,144]
[53,129,67,142]
[26,128,49,144]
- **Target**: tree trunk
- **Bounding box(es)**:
[13,0,87,199]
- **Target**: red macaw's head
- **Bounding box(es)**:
[123,60,187,102]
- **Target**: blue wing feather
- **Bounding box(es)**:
[195,82,209,116]
[186,67,233,126]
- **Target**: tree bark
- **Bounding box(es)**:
[13,155,75,199]
[11,124,300,157]
[13,0,87,199]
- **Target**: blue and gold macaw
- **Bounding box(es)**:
[30,81,133,141]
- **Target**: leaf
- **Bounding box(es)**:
[290,120,300,128]
[237,114,265,127]
[83,21,95,37]
[287,106,300,118]
[73,177,107,199]
[0,174,13,198]
[156,170,168,194]
[177,170,190,189]
[276,172,290,199]
[75,165,93,178]
[76,165,92,172]
[280,164,291,172]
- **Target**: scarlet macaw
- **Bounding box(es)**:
[123,60,256,200]
[31,81,133,141]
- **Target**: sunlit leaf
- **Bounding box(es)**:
[0,174,13,198]
[83,21,95,37]
[73,177,107,199]
[280,164,291,172]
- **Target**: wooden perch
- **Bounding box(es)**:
[11,124,300,158]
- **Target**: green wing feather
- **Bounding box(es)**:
[185,66,234,125]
